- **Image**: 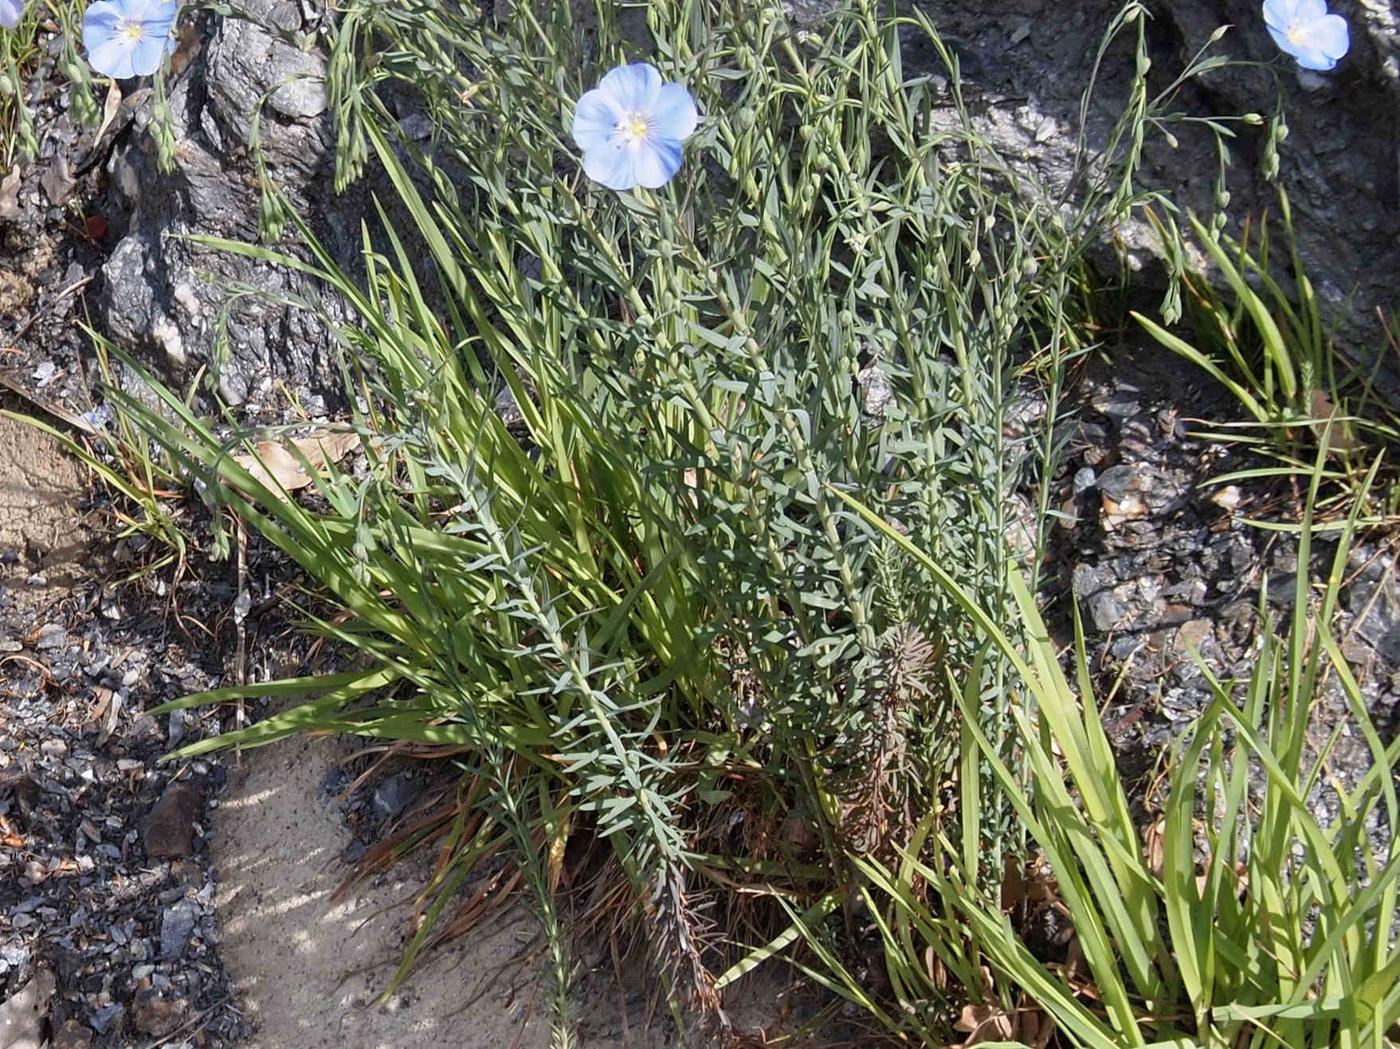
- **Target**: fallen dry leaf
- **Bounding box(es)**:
[1144,817,1166,880]
[232,429,361,493]
[39,154,75,207]
[924,945,947,991]
[955,1003,1015,1045]
[1309,388,1362,453]
[93,79,124,147]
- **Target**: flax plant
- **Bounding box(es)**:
[111,0,1235,1037]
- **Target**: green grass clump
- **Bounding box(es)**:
[830,454,1400,1048]
[1135,194,1400,520]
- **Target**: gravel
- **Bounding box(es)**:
[1038,345,1400,803]
[0,553,253,1047]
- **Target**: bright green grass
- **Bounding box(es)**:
[832,446,1400,1048]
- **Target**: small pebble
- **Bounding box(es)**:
[35,624,67,650]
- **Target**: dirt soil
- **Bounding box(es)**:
[215,730,803,1048]
[0,406,251,1049]
[0,414,87,589]
[214,735,558,1049]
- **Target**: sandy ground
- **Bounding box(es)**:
[0,412,87,589]
[213,735,561,1049]
[212,734,797,1048]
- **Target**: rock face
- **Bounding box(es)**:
[867,0,1396,376]
[100,0,355,409]
[96,1,1396,402]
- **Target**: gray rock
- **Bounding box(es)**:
[1087,589,1127,632]
[166,707,190,747]
[99,0,353,409]
[1070,561,1100,598]
[1346,549,1400,663]
[34,623,66,650]
[370,771,420,821]
[206,8,328,133]
[52,1018,93,1049]
[159,900,199,961]
[1095,464,1139,502]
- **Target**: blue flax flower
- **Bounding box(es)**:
[0,0,24,30]
[1263,0,1349,71]
[83,0,180,79]
[572,63,698,191]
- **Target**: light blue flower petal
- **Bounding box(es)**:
[82,0,123,48]
[1293,0,1327,21]
[597,63,661,114]
[1265,22,1295,54]
[572,88,622,152]
[583,144,639,191]
[650,83,698,143]
[136,0,179,40]
[131,0,175,20]
[1292,44,1338,70]
[128,30,169,76]
[0,0,25,31]
[1301,13,1349,59]
[1262,0,1301,31]
[632,138,683,189]
[88,36,139,80]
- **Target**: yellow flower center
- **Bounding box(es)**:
[1286,22,1307,45]
[121,20,145,42]
[619,113,651,143]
